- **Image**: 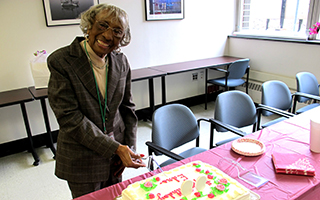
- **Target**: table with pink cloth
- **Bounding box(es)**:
[76,106,320,200]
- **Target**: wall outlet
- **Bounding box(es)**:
[192,73,198,81]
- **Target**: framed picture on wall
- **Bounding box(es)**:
[42,0,99,27]
[145,0,184,21]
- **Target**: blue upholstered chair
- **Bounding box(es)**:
[210,90,289,148]
[260,80,295,128]
[145,104,210,168]
[293,72,320,114]
[211,91,256,147]
[145,103,247,168]
[205,59,250,109]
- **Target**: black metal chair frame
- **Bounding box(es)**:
[205,64,250,110]
[145,118,214,170]
[292,92,320,114]
[146,104,294,167]
[210,104,295,149]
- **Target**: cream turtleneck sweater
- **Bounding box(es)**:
[80,40,108,99]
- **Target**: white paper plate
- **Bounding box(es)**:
[231,138,265,156]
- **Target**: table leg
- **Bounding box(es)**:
[20,102,40,166]
[161,76,166,105]
[225,64,230,91]
[40,99,56,159]
[148,78,155,121]
[205,68,208,110]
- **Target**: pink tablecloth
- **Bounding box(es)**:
[76,107,320,200]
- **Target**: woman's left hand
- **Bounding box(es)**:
[115,145,146,169]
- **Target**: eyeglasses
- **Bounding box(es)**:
[95,20,124,38]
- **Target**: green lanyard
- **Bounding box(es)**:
[84,40,108,133]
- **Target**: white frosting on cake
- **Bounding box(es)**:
[121,161,251,200]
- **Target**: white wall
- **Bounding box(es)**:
[228,37,320,89]
[0,0,236,143]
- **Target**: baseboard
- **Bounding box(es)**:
[0,130,58,158]
[0,93,219,158]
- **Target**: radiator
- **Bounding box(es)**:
[236,81,316,109]
[236,80,263,104]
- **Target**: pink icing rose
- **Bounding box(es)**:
[218,178,228,184]
[144,181,153,188]
[216,184,225,191]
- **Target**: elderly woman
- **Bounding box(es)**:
[47,4,145,198]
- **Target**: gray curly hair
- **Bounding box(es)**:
[80,4,131,47]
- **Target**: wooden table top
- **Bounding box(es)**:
[131,68,167,82]
[151,56,244,74]
[0,88,34,107]
[28,86,48,99]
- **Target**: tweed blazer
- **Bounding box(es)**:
[47,37,138,183]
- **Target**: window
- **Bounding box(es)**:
[235,0,320,39]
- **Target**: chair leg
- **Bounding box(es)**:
[210,123,214,149]
[225,71,229,92]
[147,147,155,170]
[292,95,298,114]
[225,77,228,91]
[246,82,249,94]
[257,110,262,131]
[246,68,250,94]
[252,123,257,132]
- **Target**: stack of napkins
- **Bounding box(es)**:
[272,152,315,176]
